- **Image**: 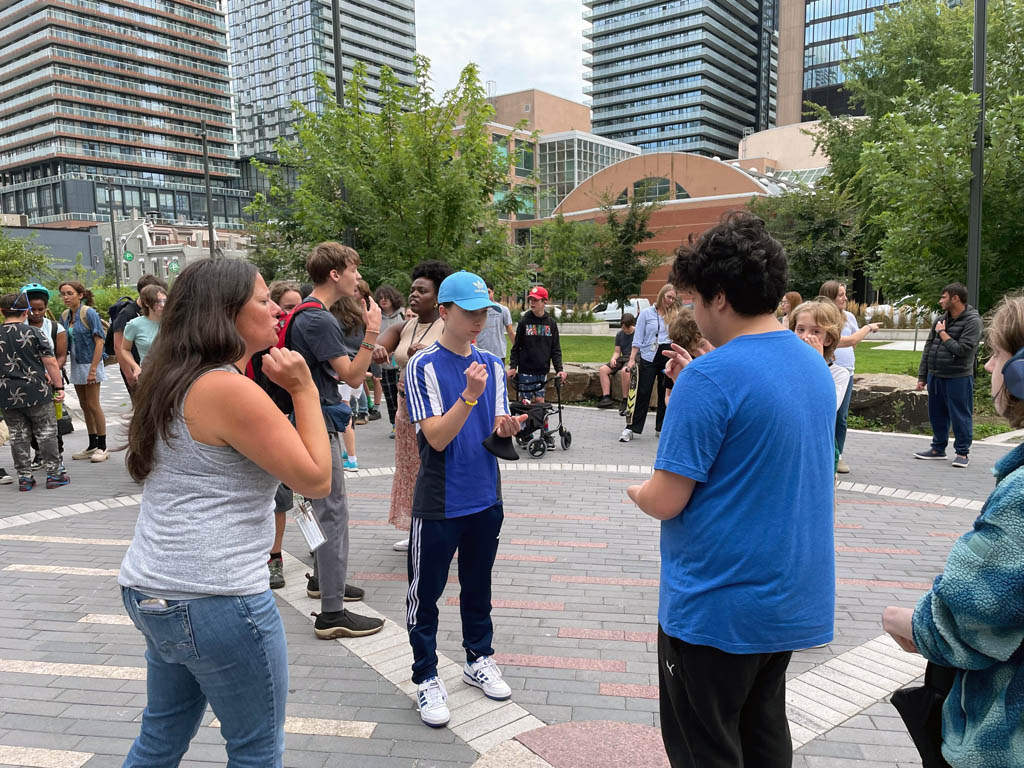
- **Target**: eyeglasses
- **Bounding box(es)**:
[153,299,167,305]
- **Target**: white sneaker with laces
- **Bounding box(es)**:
[416,676,450,727]
[619,428,633,443]
[90,449,109,463]
[393,538,409,552]
[463,656,512,701]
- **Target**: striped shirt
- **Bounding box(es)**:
[405,342,510,520]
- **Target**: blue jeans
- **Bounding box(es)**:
[927,374,974,456]
[834,373,854,455]
[121,587,288,768]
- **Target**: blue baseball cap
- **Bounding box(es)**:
[438,271,500,311]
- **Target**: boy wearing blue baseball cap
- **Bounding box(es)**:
[404,271,528,728]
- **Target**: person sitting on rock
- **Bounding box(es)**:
[597,313,635,415]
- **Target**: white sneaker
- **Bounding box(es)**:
[463,656,512,701]
[90,449,109,463]
[619,428,633,443]
[118,412,133,424]
[416,676,450,727]
[71,447,96,460]
[393,538,409,551]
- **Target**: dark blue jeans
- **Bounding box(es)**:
[927,374,974,456]
[834,372,854,455]
[121,587,287,767]
[406,504,503,684]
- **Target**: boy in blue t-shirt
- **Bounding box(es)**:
[627,213,836,768]
[404,271,528,729]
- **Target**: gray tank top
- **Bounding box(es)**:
[119,367,280,598]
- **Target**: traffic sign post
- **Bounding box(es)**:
[122,250,134,263]
[168,260,180,274]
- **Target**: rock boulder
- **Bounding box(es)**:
[849,373,929,430]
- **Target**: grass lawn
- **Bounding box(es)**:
[556,336,1012,438]
[555,336,923,373]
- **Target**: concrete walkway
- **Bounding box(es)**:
[2,395,1010,767]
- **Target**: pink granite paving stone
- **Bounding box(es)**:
[836,545,921,555]
[509,538,609,548]
[493,653,626,672]
[556,627,658,643]
[517,721,669,768]
[838,577,933,589]
[447,597,565,610]
[599,683,659,699]
[834,521,864,529]
[495,553,557,563]
[551,574,659,587]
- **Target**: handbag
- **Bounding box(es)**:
[890,661,956,768]
[57,408,74,436]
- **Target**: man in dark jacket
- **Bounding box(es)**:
[914,282,983,467]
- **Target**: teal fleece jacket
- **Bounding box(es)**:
[912,442,1024,768]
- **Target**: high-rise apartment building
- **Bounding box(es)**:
[583,0,779,158]
[777,0,890,124]
[0,0,250,228]
[228,0,416,192]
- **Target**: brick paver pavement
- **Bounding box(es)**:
[1,400,1014,767]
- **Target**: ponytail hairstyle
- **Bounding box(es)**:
[58,281,94,306]
[125,259,258,481]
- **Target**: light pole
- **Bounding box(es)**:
[200,120,216,260]
[331,0,343,105]
[966,0,986,308]
[106,180,122,290]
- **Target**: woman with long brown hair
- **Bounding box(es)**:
[58,281,108,462]
[373,260,452,551]
[118,259,332,766]
[620,283,678,442]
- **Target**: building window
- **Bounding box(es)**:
[515,185,536,220]
[515,140,535,178]
[633,177,671,202]
[514,228,531,247]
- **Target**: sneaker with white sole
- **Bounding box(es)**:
[952,454,970,468]
[417,676,450,727]
[463,656,512,701]
[393,538,409,551]
[90,449,109,463]
[71,447,97,460]
[619,428,633,443]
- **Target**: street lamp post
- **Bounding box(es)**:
[106,180,122,290]
[200,120,216,260]
[331,0,343,105]
[966,0,986,308]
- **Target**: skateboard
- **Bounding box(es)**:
[625,364,639,423]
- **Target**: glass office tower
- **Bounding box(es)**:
[583,0,779,158]
[0,0,249,227]
[229,0,417,190]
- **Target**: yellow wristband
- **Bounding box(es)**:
[460,396,478,407]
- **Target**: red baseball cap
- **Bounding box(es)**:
[528,285,549,301]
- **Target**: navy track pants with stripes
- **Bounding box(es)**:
[406,504,504,684]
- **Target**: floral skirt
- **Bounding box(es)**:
[387,395,418,532]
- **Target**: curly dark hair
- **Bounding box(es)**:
[410,260,453,293]
[669,212,788,317]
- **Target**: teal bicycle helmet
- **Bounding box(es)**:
[20,282,49,300]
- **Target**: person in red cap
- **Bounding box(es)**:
[508,285,566,448]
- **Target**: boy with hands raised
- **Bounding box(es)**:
[404,271,527,728]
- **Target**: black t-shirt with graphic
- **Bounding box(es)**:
[0,323,55,410]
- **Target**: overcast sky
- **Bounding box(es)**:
[415,0,589,104]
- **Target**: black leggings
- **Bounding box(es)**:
[628,344,673,434]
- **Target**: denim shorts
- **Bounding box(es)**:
[68,361,106,386]
[516,373,547,398]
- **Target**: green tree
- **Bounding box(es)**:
[805,0,1024,309]
[590,195,663,317]
[749,184,860,299]
[530,215,602,309]
[0,228,51,292]
[252,57,525,287]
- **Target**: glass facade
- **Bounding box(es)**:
[228,0,417,164]
[584,0,779,158]
[801,0,892,114]
[0,0,250,227]
[537,131,639,217]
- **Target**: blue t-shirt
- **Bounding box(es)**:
[406,342,510,520]
[654,330,836,653]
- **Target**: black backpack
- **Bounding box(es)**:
[246,300,326,414]
[103,296,136,357]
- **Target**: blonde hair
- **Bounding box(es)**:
[656,284,676,314]
[789,298,844,362]
[668,308,704,357]
[987,294,1024,428]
